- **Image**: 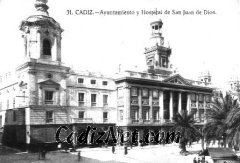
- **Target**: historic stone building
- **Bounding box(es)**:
[0,0,213,150]
[0,0,116,150]
[114,19,213,144]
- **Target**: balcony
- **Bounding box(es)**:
[153,119,160,124]
[71,118,93,123]
[130,99,138,105]
[142,100,149,106]
[78,101,85,107]
[103,118,108,123]
[191,103,197,108]
[132,119,139,124]
[91,102,97,107]
[143,119,150,124]
[45,100,53,105]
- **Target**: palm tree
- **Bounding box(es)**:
[172,110,202,154]
[203,93,236,147]
[225,99,240,148]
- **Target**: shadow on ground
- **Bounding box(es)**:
[0,149,124,163]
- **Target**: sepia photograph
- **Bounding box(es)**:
[0,0,240,162]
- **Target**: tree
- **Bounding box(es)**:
[172,110,202,154]
[203,93,236,147]
[225,98,240,148]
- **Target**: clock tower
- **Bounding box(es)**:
[144,19,172,76]
[19,0,63,63]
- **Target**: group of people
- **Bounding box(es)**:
[193,157,209,163]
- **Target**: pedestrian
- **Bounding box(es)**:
[112,145,115,154]
[193,157,197,163]
[78,151,81,161]
[124,146,128,155]
[197,157,201,163]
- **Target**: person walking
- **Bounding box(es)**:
[112,145,115,154]
[193,157,197,163]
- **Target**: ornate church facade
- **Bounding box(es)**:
[0,0,213,150]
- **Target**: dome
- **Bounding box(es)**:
[150,19,163,26]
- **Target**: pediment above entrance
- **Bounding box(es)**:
[163,74,191,86]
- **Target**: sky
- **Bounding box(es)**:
[0,0,240,88]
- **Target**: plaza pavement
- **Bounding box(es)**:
[0,143,214,163]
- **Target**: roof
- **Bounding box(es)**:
[208,148,238,160]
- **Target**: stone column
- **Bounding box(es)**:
[37,31,41,58]
[138,89,142,123]
[28,70,37,105]
[159,91,164,122]
[149,90,153,123]
[25,107,31,151]
[125,86,131,124]
[178,92,182,113]
[187,93,191,113]
[196,94,199,121]
[52,37,57,61]
[203,95,206,123]
[169,91,173,121]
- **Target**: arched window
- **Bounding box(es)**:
[43,39,51,56]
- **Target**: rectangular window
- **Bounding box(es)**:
[142,89,149,97]
[142,107,149,120]
[103,95,108,107]
[191,94,196,102]
[46,111,53,123]
[206,95,210,103]
[45,91,53,104]
[131,87,138,97]
[78,93,84,106]
[102,81,108,86]
[130,107,139,120]
[103,112,108,122]
[78,78,84,84]
[152,90,159,98]
[198,94,203,102]
[119,110,123,121]
[78,111,84,119]
[162,57,167,68]
[91,94,97,106]
[153,108,159,120]
[91,80,96,84]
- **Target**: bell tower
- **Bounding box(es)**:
[19,0,63,63]
[144,19,172,76]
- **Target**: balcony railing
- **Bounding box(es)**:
[103,118,108,122]
[45,100,53,105]
[78,101,85,107]
[132,119,139,124]
[143,119,150,123]
[91,102,97,107]
[130,99,138,105]
[71,118,93,123]
[153,119,160,123]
